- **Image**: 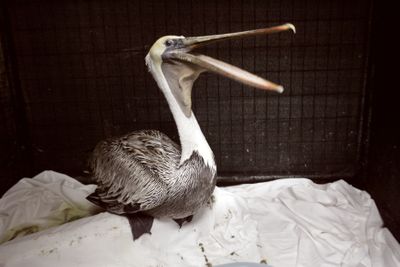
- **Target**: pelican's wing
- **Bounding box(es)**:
[87,130,180,215]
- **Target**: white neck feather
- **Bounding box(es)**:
[146,56,216,170]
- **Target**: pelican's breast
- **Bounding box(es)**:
[148,151,217,218]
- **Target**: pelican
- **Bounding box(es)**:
[87,23,295,240]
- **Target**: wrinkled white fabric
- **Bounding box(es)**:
[0,171,99,244]
[0,171,398,267]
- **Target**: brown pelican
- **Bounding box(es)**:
[87,23,295,240]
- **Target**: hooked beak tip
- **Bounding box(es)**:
[276,86,284,93]
[285,23,296,34]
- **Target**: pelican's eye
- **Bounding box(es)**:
[165,39,173,47]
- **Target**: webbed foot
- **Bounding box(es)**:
[126,213,154,240]
[173,215,194,228]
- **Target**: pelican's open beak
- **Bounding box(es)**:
[164,23,296,93]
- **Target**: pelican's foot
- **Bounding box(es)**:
[126,213,154,240]
[173,215,194,228]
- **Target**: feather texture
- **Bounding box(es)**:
[88,130,216,219]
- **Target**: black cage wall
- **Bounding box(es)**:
[1,0,372,184]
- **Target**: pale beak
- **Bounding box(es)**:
[166,23,296,93]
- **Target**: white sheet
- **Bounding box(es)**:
[0,171,399,267]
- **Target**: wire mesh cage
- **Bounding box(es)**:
[0,41,16,172]
[0,0,372,185]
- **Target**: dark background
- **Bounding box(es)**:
[0,0,398,239]
[355,0,400,241]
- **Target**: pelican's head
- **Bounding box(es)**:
[145,24,296,117]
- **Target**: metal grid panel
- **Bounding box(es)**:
[5,0,371,179]
[0,39,16,167]
[0,29,27,190]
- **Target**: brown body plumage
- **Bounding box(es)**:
[88,130,216,219]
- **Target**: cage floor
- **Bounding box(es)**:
[1,171,399,266]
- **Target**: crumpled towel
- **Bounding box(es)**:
[0,171,98,243]
[0,171,399,267]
